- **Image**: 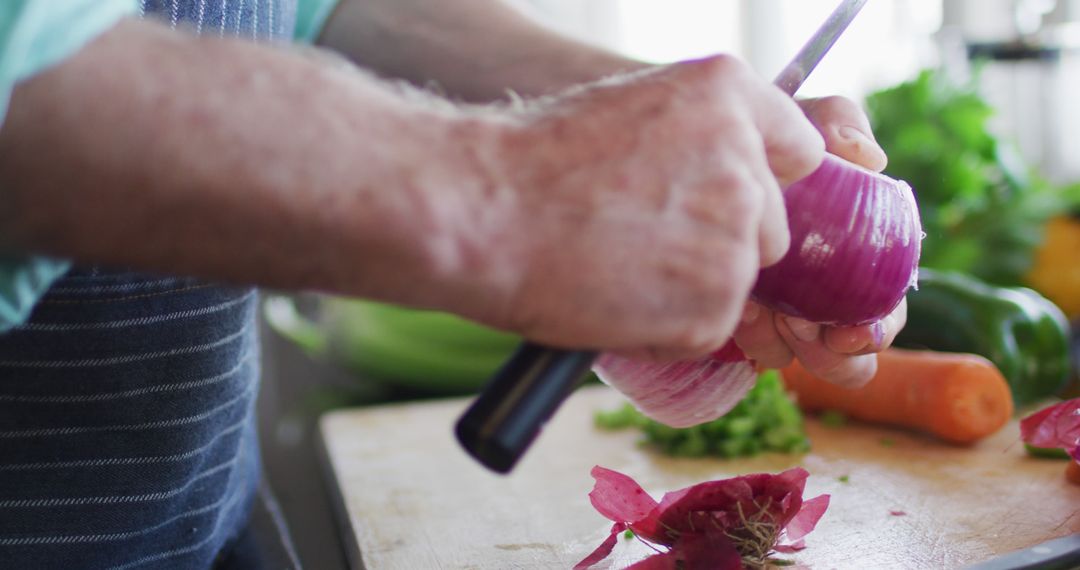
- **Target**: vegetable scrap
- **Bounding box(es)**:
[594,371,809,458]
[1020,398,1080,461]
[879,438,896,448]
[1020,398,1080,479]
[575,466,829,570]
[782,348,1014,445]
[889,510,907,517]
[837,476,850,484]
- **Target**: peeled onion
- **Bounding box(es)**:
[596,153,922,427]
[753,153,922,326]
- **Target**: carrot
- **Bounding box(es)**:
[1067,461,1080,486]
[780,348,1014,445]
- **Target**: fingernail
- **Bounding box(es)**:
[741,303,760,324]
[784,316,820,342]
[838,125,887,166]
[870,322,885,348]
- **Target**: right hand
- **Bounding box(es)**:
[465,55,825,360]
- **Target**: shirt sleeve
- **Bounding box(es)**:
[0,0,138,333]
[0,257,71,331]
[294,0,342,44]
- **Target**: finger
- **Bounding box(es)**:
[753,88,826,186]
[682,55,822,185]
[799,96,887,172]
[733,302,794,369]
[821,353,878,389]
[776,313,878,388]
[738,134,791,267]
[823,297,908,355]
[746,146,791,267]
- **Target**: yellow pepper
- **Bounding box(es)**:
[1027,215,1080,319]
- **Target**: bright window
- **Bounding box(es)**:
[526,0,943,99]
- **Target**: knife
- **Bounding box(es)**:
[455,0,872,474]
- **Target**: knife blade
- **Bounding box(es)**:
[455,0,873,475]
[774,0,869,96]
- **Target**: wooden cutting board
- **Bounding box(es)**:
[319,386,1080,569]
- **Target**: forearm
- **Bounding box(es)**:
[317,0,646,101]
[0,18,512,314]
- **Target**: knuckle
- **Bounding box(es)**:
[816,354,875,388]
[763,229,791,268]
[680,169,764,234]
[811,95,862,119]
[699,246,756,297]
[671,323,726,357]
[679,56,758,107]
[780,141,825,186]
[718,170,765,220]
[696,54,752,82]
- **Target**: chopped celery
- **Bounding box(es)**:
[819,410,848,428]
[594,370,810,458]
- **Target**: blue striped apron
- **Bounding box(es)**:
[0,2,296,568]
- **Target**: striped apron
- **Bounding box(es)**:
[0,2,296,568]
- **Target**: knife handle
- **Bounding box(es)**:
[455,344,597,474]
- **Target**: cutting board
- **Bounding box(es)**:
[319,386,1080,569]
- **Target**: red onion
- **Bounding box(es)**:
[596,153,922,427]
[593,341,755,428]
[753,153,922,326]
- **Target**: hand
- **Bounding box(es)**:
[733,95,905,387]
[471,55,825,359]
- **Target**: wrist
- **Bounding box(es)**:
[387,108,529,328]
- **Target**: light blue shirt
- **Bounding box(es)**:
[0,0,340,332]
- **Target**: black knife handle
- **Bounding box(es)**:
[455,344,597,473]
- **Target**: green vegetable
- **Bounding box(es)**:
[594,371,809,458]
[866,69,1075,286]
[1024,443,1072,460]
[265,296,521,395]
[837,475,850,484]
[819,410,848,428]
[895,268,1071,406]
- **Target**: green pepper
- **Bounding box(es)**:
[895,268,1071,406]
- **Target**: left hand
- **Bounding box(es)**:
[733,96,906,388]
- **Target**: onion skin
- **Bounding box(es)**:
[594,341,755,428]
[752,153,922,326]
